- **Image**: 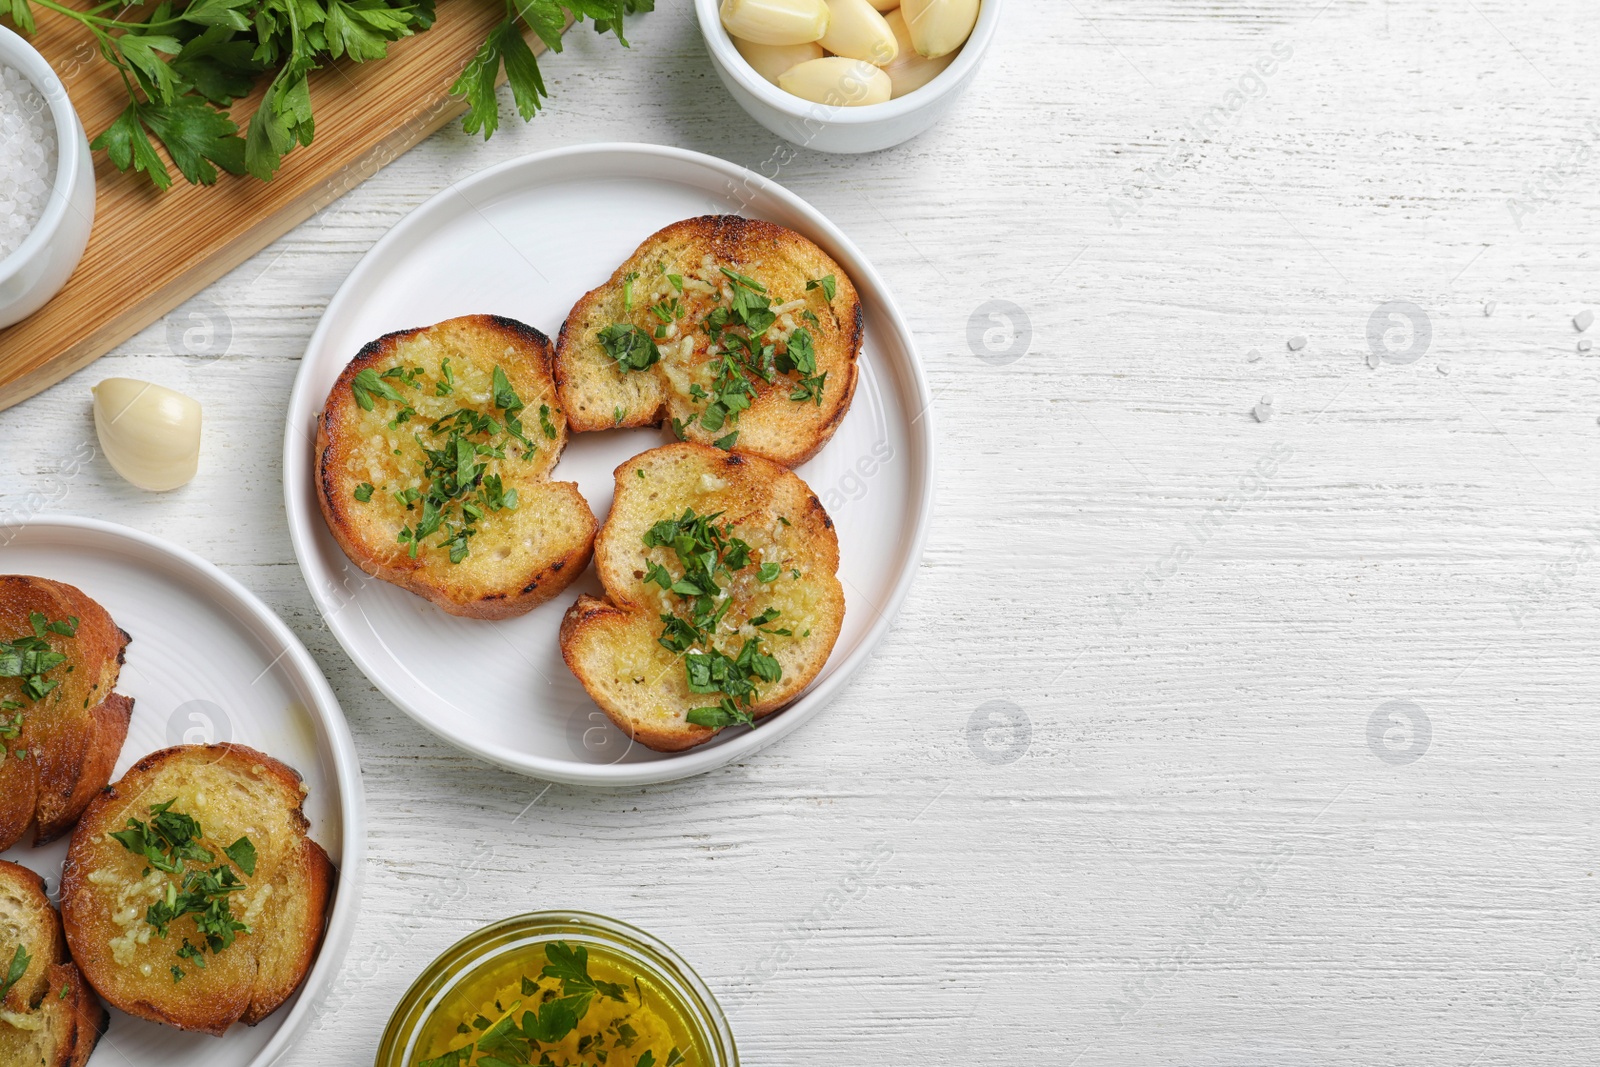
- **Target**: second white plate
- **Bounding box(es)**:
[283,143,933,786]
[0,516,363,1067]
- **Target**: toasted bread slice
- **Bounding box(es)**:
[316,314,597,620]
[0,576,133,851]
[60,744,335,1036]
[554,215,863,467]
[560,443,845,752]
[0,861,105,1067]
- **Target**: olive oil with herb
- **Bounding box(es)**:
[413,940,699,1067]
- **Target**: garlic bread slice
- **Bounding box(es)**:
[0,576,133,851]
[60,744,334,1036]
[560,443,845,752]
[0,860,106,1067]
[316,314,597,619]
[554,215,862,467]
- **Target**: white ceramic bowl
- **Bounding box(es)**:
[694,0,1002,153]
[0,24,94,329]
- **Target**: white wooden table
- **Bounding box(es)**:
[5,1,1599,1062]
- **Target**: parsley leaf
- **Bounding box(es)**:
[542,941,628,1004]
[687,697,755,729]
[351,368,406,411]
[776,327,816,376]
[92,102,179,192]
[521,993,588,1043]
[597,324,662,372]
[806,274,837,301]
[0,944,30,1003]
[223,836,257,877]
[244,57,316,182]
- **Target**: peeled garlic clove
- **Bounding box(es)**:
[735,36,826,83]
[779,56,893,105]
[900,0,979,58]
[819,0,898,64]
[882,7,956,95]
[92,378,202,492]
[721,0,829,45]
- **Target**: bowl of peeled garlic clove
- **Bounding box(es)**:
[695,0,1002,153]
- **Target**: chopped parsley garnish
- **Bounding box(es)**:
[0,944,30,1003]
[776,327,816,376]
[649,296,685,325]
[790,371,828,404]
[350,367,406,411]
[356,361,533,565]
[110,799,257,982]
[685,697,755,729]
[0,612,79,760]
[604,262,837,440]
[639,508,786,729]
[597,324,662,372]
[777,328,827,404]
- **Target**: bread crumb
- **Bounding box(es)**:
[1287,336,1307,351]
[1253,395,1275,422]
[1246,348,1262,363]
[1576,310,1594,332]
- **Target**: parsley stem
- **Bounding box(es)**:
[27,0,189,29]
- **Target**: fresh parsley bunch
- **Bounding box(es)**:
[0,0,653,190]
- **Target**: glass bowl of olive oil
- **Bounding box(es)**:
[376,911,737,1067]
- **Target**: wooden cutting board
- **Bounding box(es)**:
[0,3,559,412]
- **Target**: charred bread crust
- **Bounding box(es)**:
[559,443,845,752]
[60,744,334,1037]
[554,215,863,467]
[0,576,133,850]
[315,314,597,620]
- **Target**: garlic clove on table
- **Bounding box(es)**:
[92,378,202,491]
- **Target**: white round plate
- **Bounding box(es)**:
[0,516,364,1067]
[284,143,933,786]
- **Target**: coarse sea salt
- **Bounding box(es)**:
[0,63,57,263]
